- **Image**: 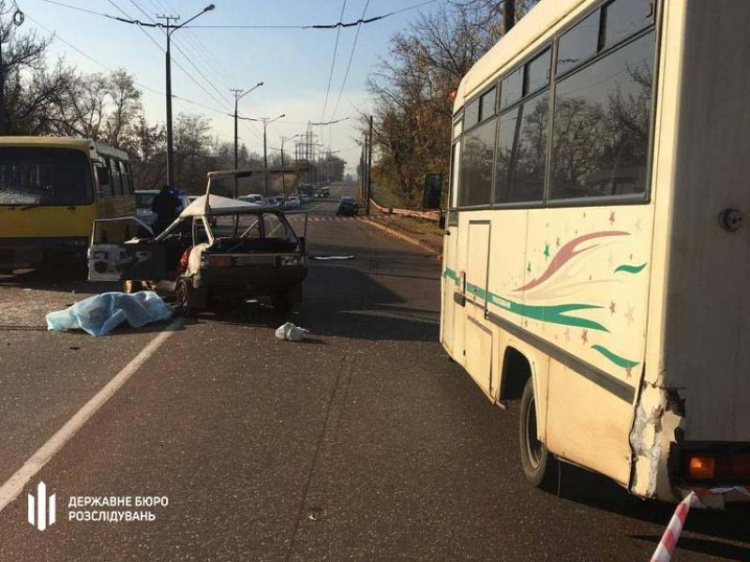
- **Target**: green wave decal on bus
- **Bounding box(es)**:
[614,263,647,274]
[445,269,608,332]
[487,293,608,332]
[591,345,640,369]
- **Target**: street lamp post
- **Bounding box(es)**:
[236,113,285,196]
[158,4,215,189]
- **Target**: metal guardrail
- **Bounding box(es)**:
[369,199,441,222]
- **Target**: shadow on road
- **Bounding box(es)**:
[552,462,750,555]
[0,265,114,294]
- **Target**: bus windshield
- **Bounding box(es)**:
[0,147,93,207]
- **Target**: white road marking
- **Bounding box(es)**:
[0,318,184,514]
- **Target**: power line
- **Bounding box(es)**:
[105,0,164,51]
[150,0,237,87]
[24,12,229,117]
[104,0,233,112]
[34,0,441,29]
[320,0,348,123]
[138,0,237,91]
[331,0,371,120]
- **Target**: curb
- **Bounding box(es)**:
[361,216,443,261]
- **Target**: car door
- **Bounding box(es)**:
[88,217,166,282]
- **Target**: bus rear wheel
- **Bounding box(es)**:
[519,377,558,490]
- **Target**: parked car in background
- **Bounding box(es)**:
[238,193,266,205]
[284,196,301,210]
[336,196,358,217]
[135,189,191,227]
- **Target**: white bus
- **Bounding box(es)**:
[441,0,750,504]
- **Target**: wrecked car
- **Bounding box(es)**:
[88,173,308,316]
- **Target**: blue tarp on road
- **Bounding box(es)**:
[46,291,173,336]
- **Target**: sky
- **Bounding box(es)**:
[20,0,445,174]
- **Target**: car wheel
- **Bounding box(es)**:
[519,377,558,490]
[175,278,195,318]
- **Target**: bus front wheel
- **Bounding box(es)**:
[519,377,558,490]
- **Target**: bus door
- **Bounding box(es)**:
[464,220,493,393]
[442,138,463,356]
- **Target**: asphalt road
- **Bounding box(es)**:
[0,182,747,561]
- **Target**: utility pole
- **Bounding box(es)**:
[156,4,215,189]
[366,115,373,216]
[230,82,263,198]
[237,114,285,197]
[280,135,300,199]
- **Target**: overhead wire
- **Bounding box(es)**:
[34,0,440,29]
[104,0,233,113]
[152,0,237,87]
[330,0,371,121]
[140,0,237,89]
[320,0,348,124]
[23,12,229,117]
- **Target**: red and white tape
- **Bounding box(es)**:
[650,486,750,562]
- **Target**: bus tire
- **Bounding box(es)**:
[519,377,557,490]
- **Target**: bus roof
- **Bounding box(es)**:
[0,136,129,160]
[454,0,586,113]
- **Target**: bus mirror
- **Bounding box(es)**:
[438,213,446,230]
[96,166,110,186]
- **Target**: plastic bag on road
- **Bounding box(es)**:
[275,322,309,342]
[46,291,173,337]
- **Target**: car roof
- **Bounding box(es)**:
[179,194,279,217]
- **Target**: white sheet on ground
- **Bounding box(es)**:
[46,291,173,336]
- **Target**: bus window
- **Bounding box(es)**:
[460,117,496,207]
[557,10,600,76]
[603,0,653,49]
[500,66,523,110]
[449,140,461,210]
[479,87,497,121]
[464,98,480,127]
[119,160,133,195]
[525,49,551,95]
[110,158,123,196]
[0,147,92,206]
[550,31,655,200]
[494,107,520,204]
[512,92,548,202]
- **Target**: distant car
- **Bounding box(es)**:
[284,196,301,210]
[299,194,311,205]
[336,196,358,216]
[238,193,266,205]
[136,189,191,227]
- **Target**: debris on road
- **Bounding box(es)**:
[311,255,355,261]
[275,322,309,342]
[46,291,172,337]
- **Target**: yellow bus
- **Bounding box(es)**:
[442,0,750,505]
[0,137,135,272]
